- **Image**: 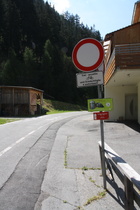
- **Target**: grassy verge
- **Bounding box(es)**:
[0,118,19,125]
[47,110,73,115]
[42,99,86,114]
[0,100,86,122]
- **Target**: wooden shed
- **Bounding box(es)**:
[0,86,43,116]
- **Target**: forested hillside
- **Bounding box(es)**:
[0,0,102,105]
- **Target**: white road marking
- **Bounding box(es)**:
[0,128,39,157]
[16,137,25,144]
[0,147,12,157]
[0,116,64,158]
[28,130,35,135]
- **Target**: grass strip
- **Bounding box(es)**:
[0,118,19,125]
[84,190,107,206]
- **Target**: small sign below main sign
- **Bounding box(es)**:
[88,98,113,112]
[93,112,109,120]
[76,71,103,87]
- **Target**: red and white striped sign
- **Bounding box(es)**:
[72,38,104,72]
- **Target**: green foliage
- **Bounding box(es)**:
[84,190,107,206]
[82,166,89,171]
[23,47,34,65]
[43,99,86,113]
[0,0,102,106]
[64,149,67,167]
[1,49,22,85]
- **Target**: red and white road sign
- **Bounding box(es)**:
[72,38,104,72]
[93,112,109,120]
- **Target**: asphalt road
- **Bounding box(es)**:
[0,112,85,210]
[0,112,140,210]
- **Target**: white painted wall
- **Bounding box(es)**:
[104,85,137,121]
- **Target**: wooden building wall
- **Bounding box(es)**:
[105,23,140,52]
[0,87,29,104]
[0,87,43,116]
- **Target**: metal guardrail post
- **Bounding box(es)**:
[124,175,134,210]
[99,141,140,208]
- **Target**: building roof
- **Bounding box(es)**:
[0,86,43,92]
[104,22,140,41]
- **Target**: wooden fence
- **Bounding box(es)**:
[99,141,140,210]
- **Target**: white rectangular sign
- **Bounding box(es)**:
[76,71,103,87]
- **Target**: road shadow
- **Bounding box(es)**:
[106,176,138,210]
[105,120,140,133]
[123,120,140,133]
[106,176,125,209]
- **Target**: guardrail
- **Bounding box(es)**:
[98,141,140,210]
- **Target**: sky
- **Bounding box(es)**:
[46,0,137,38]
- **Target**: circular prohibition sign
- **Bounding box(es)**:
[72,38,104,72]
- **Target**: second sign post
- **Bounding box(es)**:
[72,38,108,189]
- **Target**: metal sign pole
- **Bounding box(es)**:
[72,38,106,188]
[97,85,106,189]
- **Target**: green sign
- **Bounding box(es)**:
[88,98,113,112]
